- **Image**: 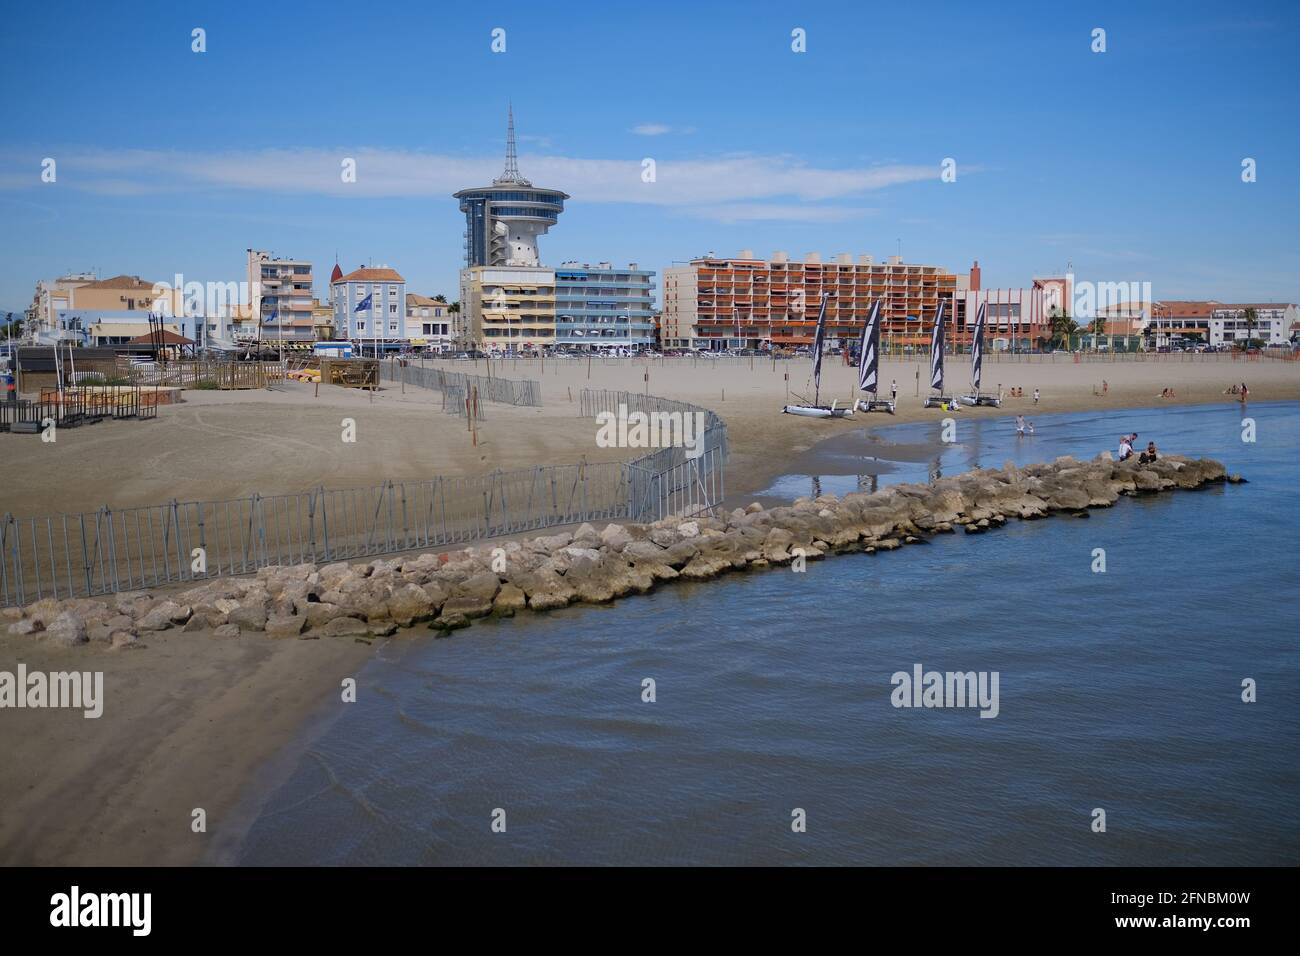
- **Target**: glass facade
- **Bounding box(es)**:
[554,266,656,347]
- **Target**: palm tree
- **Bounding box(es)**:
[1048,307,1079,349]
[1242,307,1259,347]
[1090,315,1106,349]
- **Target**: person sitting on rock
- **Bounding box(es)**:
[1118,434,1135,461]
[1139,441,1158,464]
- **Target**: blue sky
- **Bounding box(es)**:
[1,0,1297,314]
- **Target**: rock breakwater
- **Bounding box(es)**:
[2,454,1236,648]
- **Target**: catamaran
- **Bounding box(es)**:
[782,290,853,419]
[922,299,958,409]
[958,302,1002,407]
[854,300,894,413]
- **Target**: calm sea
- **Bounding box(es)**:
[234,401,1300,865]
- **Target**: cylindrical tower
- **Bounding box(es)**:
[454,107,568,268]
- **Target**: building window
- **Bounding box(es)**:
[357,320,366,332]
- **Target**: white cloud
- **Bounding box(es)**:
[0,147,951,213]
[631,123,673,136]
[684,203,876,224]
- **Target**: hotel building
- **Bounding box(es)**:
[555,262,656,349]
[247,249,314,342]
[332,266,407,350]
[662,251,962,350]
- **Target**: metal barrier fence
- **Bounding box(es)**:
[0,387,157,433]
[0,389,726,607]
[579,387,728,524]
[383,359,541,406]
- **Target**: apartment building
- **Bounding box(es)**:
[554,262,656,349]
[661,250,958,350]
[1209,303,1297,346]
[459,265,555,350]
[32,274,189,346]
[405,294,456,351]
[248,249,314,342]
[332,266,407,350]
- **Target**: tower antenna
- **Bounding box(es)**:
[495,103,530,185]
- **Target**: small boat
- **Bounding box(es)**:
[783,400,853,419]
[782,291,853,418]
[958,302,1003,407]
[854,300,895,413]
[922,300,959,408]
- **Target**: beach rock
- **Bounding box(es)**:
[571,523,601,548]
[42,612,88,647]
[138,600,191,632]
[213,624,241,639]
[649,527,681,548]
[440,595,494,621]
[265,613,305,638]
[227,602,269,631]
[7,618,38,636]
[24,598,63,629]
[600,523,633,552]
[387,583,436,627]
[677,520,700,538]
[493,583,528,616]
[316,617,370,638]
[456,571,502,605]
[1132,469,1162,492]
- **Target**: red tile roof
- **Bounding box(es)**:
[333,267,404,284]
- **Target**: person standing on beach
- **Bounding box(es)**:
[1033,387,1040,405]
[1240,382,1249,402]
[891,379,898,403]
[1102,379,1109,395]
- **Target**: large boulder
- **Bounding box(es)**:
[387,583,436,626]
[42,612,88,647]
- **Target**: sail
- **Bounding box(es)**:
[858,300,881,394]
[810,291,829,397]
[929,299,946,392]
[970,302,986,392]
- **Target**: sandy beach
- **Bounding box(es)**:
[2,352,1298,866]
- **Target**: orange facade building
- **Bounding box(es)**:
[662,251,958,349]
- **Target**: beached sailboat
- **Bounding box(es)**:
[782,291,853,418]
[922,300,958,409]
[854,300,894,413]
[959,302,1002,407]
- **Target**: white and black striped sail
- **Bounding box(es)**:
[970,301,986,392]
[858,300,881,394]
[929,299,947,392]
[810,291,830,399]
